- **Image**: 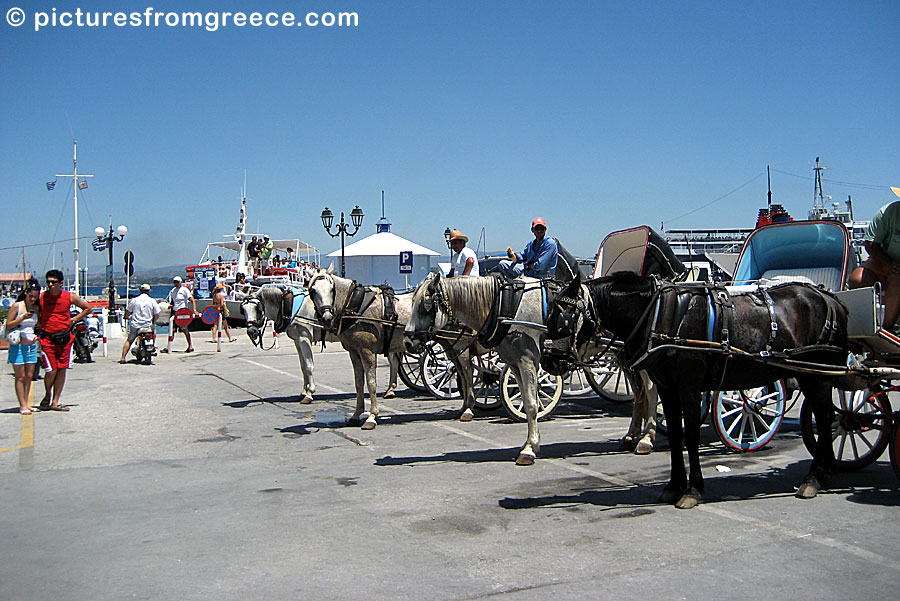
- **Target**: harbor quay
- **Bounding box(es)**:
[1,333,898,601]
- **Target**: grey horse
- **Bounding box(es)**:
[406,272,547,465]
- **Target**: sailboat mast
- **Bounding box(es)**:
[55,140,94,295]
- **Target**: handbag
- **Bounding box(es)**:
[2,302,23,345]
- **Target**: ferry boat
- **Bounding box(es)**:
[664,159,870,282]
[180,186,319,324]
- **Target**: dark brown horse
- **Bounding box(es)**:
[547,271,856,508]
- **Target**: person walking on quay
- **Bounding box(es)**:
[120,283,161,364]
[161,275,198,353]
[497,217,558,279]
[37,269,91,411]
[447,229,480,277]
[210,283,236,343]
[5,278,41,415]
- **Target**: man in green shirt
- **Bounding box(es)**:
[850,195,900,331]
[259,235,274,273]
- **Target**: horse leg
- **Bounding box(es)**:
[361,349,379,430]
[796,379,835,499]
[513,361,541,465]
[676,389,704,509]
[294,334,316,404]
[383,352,399,399]
[346,349,366,426]
[620,370,645,451]
[449,346,474,422]
[636,371,658,455]
[657,384,687,504]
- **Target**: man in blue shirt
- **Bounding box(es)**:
[498,217,558,279]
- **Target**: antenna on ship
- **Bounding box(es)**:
[812,157,829,219]
[767,165,772,210]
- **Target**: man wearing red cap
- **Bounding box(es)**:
[498,217,558,279]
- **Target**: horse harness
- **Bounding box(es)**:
[629,279,845,372]
[311,274,400,355]
[476,276,559,348]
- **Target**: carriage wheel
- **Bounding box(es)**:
[500,366,563,422]
[713,381,787,452]
[472,352,502,411]
[421,342,460,400]
[655,393,712,436]
[586,353,634,402]
[890,417,900,482]
[800,387,892,471]
[398,350,429,393]
[562,367,596,396]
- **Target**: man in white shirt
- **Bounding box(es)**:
[161,275,198,353]
[120,284,161,363]
[448,229,479,277]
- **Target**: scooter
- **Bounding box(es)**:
[131,327,157,365]
[71,308,95,364]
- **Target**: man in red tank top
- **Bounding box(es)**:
[37,269,91,411]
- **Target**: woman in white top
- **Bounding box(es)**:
[5,279,41,414]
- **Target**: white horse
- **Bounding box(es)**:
[241,286,320,403]
[308,268,482,430]
[406,272,547,465]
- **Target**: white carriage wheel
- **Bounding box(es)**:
[398,350,429,393]
[586,353,635,402]
[562,367,595,396]
[420,342,461,400]
[713,381,786,452]
[472,352,503,411]
[500,365,563,422]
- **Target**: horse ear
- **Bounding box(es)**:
[326,263,335,274]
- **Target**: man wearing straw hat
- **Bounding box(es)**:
[849,186,900,332]
[448,229,479,277]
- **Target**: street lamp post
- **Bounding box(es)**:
[95,223,127,321]
[444,227,453,268]
[320,206,364,278]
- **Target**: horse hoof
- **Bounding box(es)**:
[796,481,820,499]
[515,451,536,466]
[383,390,396,399]
[459,410,474,422]
[361,418,377,430]
[347,416,362,427]
[299,396,313,405]
[635,440,653,455]
[675,489,701,509]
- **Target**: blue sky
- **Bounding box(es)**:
[2,0,898,277]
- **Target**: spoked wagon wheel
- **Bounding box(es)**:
[586,353,634,402]
[472,351,503,411]
[713,381,787,452]
[421,342,460,400]
[890,415,900,481]
[800,386,893,471]
[500,366,563,422]
[398,350,429,394]
[562,367,596,396]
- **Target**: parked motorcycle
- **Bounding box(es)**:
[71,308,97,364]
[131,327,157,365]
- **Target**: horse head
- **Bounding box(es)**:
[308,269,338,330]
[404,272,450,352]
[546,271,587,341]
[241,289,265,344]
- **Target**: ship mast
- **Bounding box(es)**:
[55,140,94,295]
[236,173,248,277]
[811,156,829,220]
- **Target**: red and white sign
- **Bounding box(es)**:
[173,307,194,328]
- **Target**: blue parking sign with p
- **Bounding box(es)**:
[399,251,413,273]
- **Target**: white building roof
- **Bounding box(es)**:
[327,231,441,257]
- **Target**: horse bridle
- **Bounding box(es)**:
[241,295,274,349]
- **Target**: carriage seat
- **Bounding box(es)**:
[759,267,843,292]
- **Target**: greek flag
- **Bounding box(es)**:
[46,181,56,191]
[92,239,108,252]
[78,180,88,190]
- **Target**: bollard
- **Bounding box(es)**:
[166,315,175,353]
[216,312,222,352]
[100,307,109,357]
[273,329,280,349]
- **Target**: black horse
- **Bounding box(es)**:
[547,271,856,508]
